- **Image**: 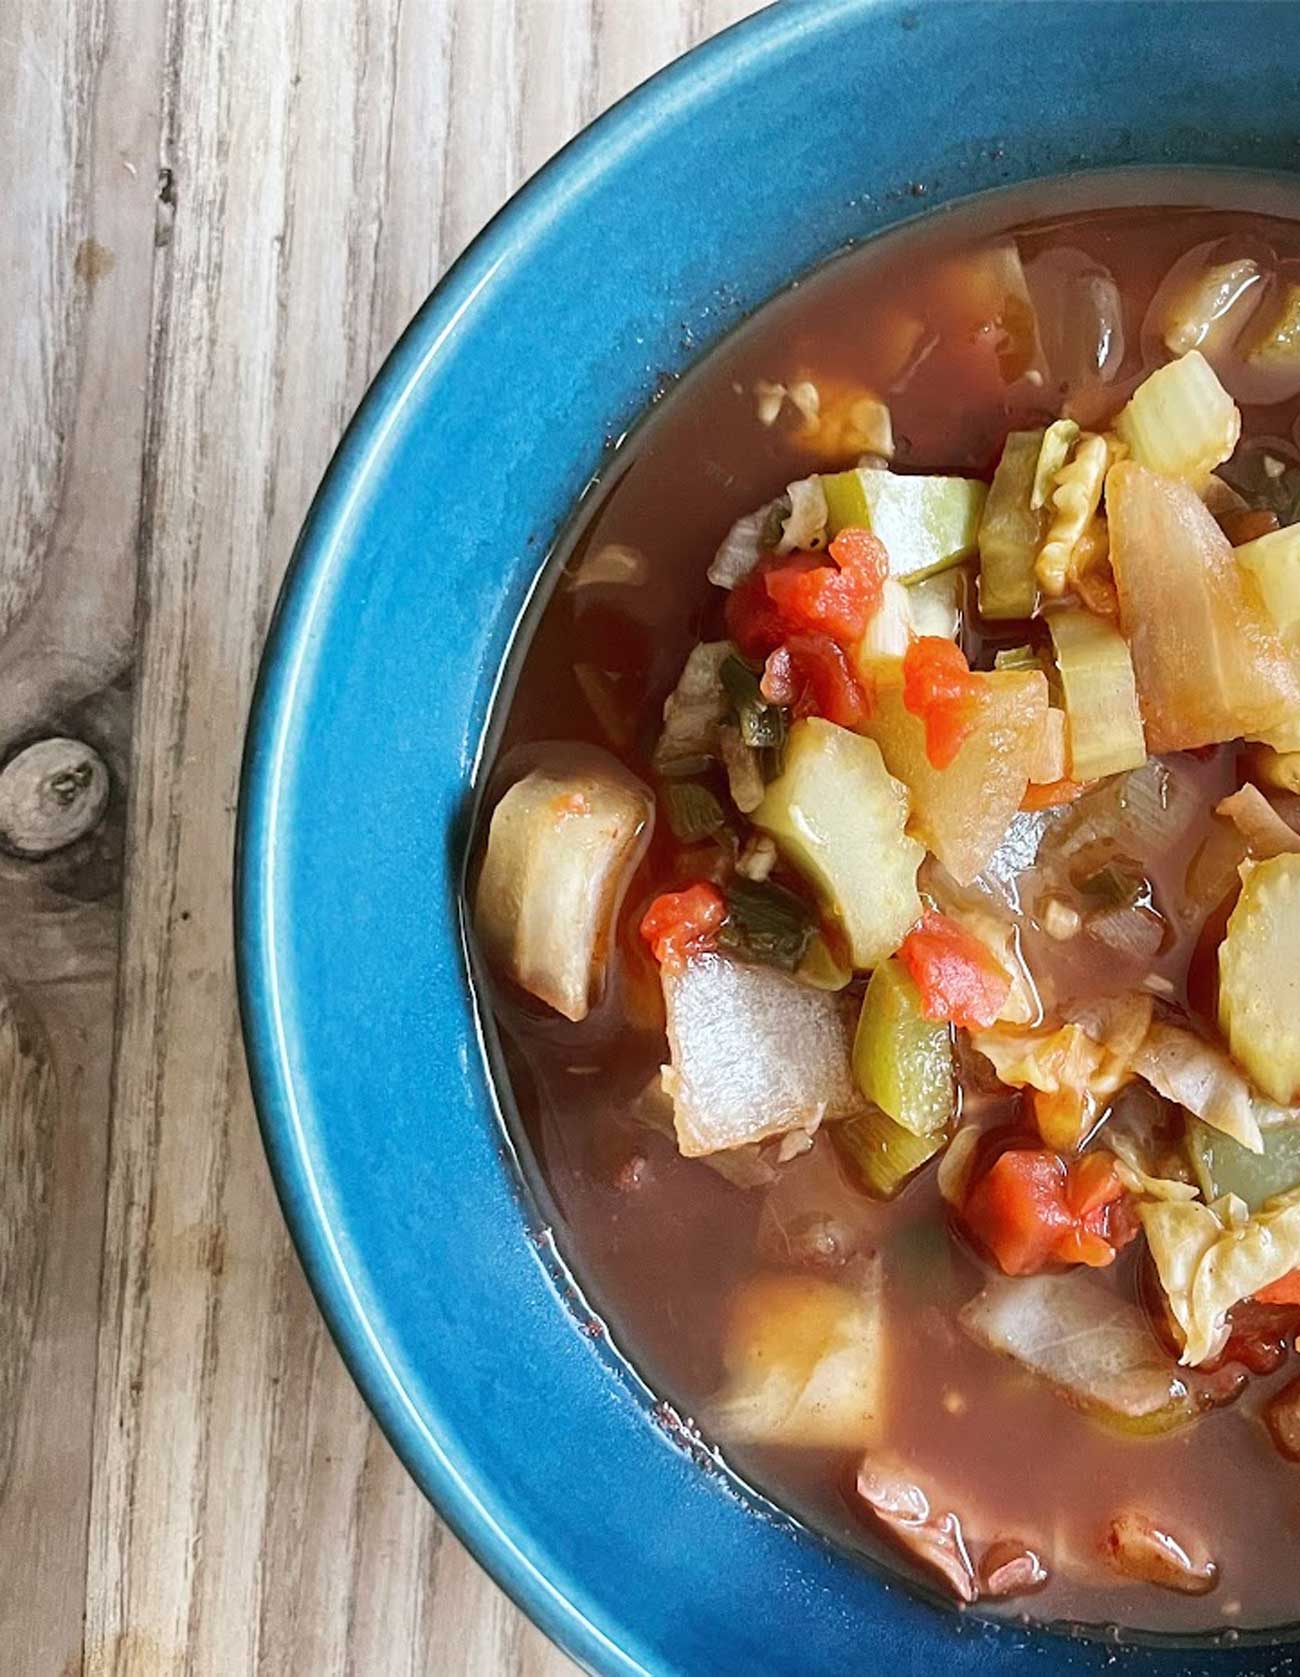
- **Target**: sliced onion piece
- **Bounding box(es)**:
[474,748,653,1022]
[1215,783,1300,859]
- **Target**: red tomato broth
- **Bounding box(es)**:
[478,177,1300,1637]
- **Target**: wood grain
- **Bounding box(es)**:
[0,3,764,1672]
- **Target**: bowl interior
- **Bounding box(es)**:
[238,3,1300,1672]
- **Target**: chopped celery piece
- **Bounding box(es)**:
[1219,853,1300,1105]
[1031,418,1081,510]
[852,959,954,1135]
[820,468,986,581]
[833,1107,946,1200]
[1235,523,1300,631]
[1245,282,1300,366]
[1108,462,1300,752]
[1047,607,1147,780]
[752,719,923,969]
[1114,350,1240,486]
[857,666,1048,885]
[994,644,1042,672]
[1186,1118,1300,1214]
[906,566,967,639]
[854,576,913,668]
[796,933,852,991]
[977,429,1044,618]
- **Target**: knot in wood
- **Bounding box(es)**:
[0,738,110,858]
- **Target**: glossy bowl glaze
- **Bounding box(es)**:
[237,4,1300,1671]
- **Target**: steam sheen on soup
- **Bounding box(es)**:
[472,176,1300,1637]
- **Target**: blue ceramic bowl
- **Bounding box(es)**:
[237,3,1300,1672]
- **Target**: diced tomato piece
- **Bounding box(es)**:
[898,909,1011,1029]
[1020,778,1091,810]
[640,882,726,970]
[901,636,991,770]
[725,562,797,660]
[763,633,871,728]
[764,527,889,646]
[1255,1270,1300,1306]
[962,1147,1133,1277]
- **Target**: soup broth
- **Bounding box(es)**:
[473,174,1300,1637]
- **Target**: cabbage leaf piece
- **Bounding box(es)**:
[970,993,1152,1150]
[960,1272,1206,1433]
[707,1260,884,1449]
[1132,1020,1300,1156]
[1141,1190,1300,1366]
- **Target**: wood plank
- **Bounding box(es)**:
[83,4,763,1674]
[0,0,164,1670]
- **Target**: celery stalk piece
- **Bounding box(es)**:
[1186,1117,1300,1214]
[820,468,986,581]
[1047,607,1147,781]
[752,718,923,969]
[977,429,1045,618]
[852,959,954,1135]
[1114,350,1240,486]
[1235,523,1300,632]
[833,1107,946,1200]
[1219,853,1300,1106]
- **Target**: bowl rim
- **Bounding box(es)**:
[235,5,822,1671]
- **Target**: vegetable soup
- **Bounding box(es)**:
[471,174,1300,1637]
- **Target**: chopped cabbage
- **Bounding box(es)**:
[906,566,967,640]
[1141,1190,1300,1366]
[709,504,773,589]
[1133,1021,1271,1155]
[1036,432,1113,596]
[961,1272,1205,1432]
[1114,351,1241,486]
[652,641,733,775]
[708,1261,885,1448]
[1031,419,1082,510]
[778,475,829,554]
[660,953,861,1157]
[1219,853,1300,1106]
[474,750,654,1022]
[970,993,1152,1150]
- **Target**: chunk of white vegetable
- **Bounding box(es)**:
[708,1261,884,1449]
[661,953,860,1156]
[474,749,653,1022]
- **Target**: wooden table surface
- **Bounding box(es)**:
[2,3,763,1671]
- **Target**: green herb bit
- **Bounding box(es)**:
[662,781,728,843]
[717,876,816,971]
